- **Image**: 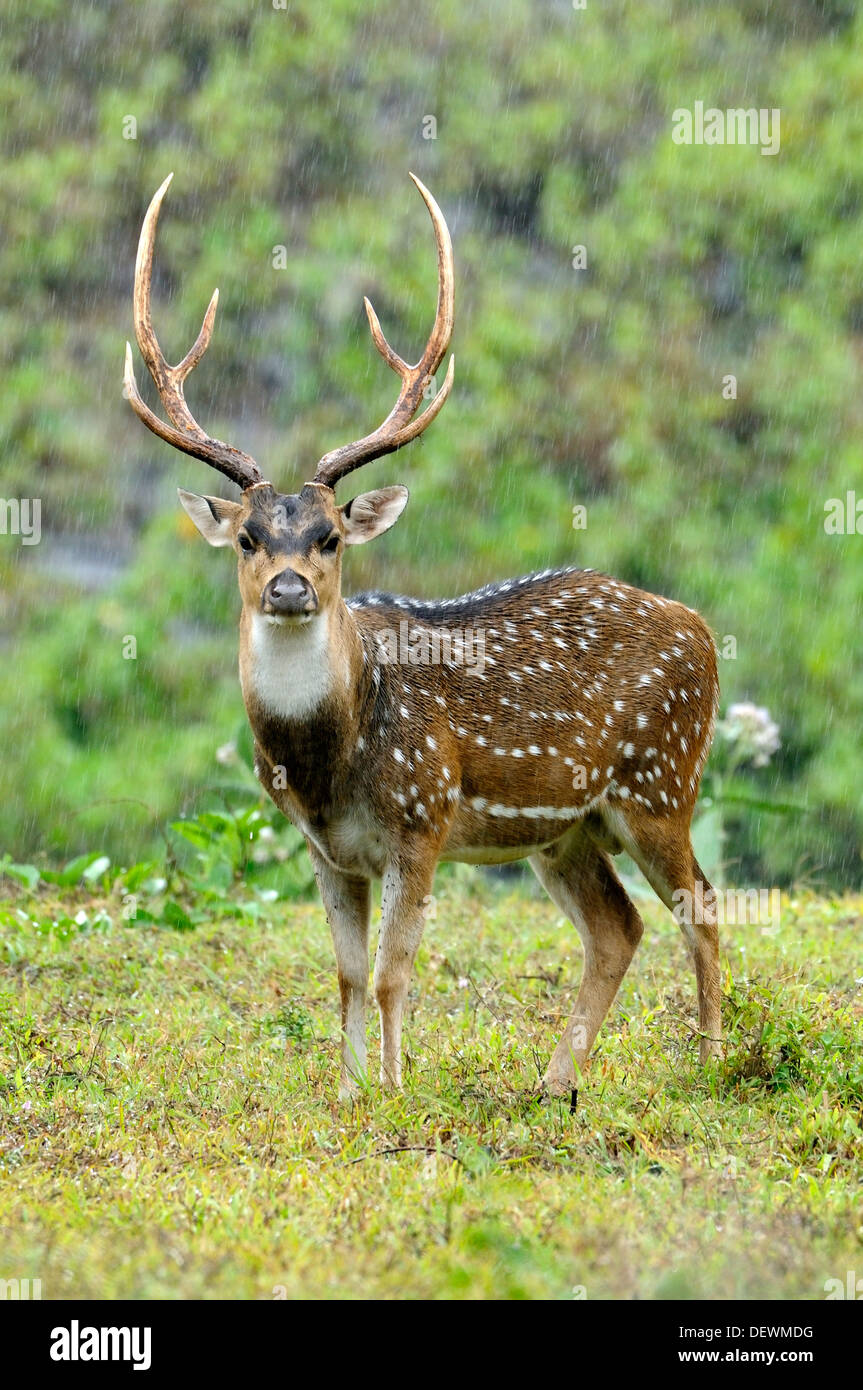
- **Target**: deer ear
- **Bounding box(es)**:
[341,486,409,546]
[178,489,240,547]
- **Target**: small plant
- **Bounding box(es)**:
[693,701,802,885]
[716,703,781,770]
[722,977,808,1092]
[259,1001,316,1051]
[166,719,314,907]
[0,722,315,934]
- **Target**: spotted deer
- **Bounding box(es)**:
[125,173,722,1103]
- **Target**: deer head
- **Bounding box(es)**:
[124,173,454,629]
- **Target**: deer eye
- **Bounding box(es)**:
[321,534,340,554]
[238,532,255,554]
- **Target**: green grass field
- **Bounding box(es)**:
[0,874,860,1300]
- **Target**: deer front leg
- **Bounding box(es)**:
[307,843,371,1099]
[374,853,436,1089]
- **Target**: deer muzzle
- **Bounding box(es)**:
[261,569,318,619]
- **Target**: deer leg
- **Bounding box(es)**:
[684,855,723,1063]
[530,826,644,1100]
[308,843,371,1098]
[374,854,436,1089]
[605,809,722,1064]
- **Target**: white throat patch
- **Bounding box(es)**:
[247,611,332,721]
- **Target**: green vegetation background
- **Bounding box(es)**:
[0,0,861,887]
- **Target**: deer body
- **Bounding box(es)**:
[245,566,718,871]
[125,175,723,1101]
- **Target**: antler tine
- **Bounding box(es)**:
[123,173,263,491]
[313,173,455,490]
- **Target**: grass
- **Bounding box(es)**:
[0,870,860,1300]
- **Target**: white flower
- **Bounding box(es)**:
[216,741,239,766]
[718,702,781,768]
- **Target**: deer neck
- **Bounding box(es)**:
[239,598,368,755]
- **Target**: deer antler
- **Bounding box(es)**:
[123,173,263,491]
[313,173,455,490]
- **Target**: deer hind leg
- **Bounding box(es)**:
[529,825,644,1101]
[604,807,722,1064]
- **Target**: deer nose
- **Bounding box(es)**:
[262,570,318,616]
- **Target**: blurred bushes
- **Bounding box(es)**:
[0,0,861,885]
